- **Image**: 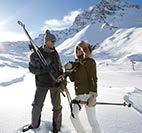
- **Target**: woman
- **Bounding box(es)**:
[65,41,101,133]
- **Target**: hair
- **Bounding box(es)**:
[76,41,93,58]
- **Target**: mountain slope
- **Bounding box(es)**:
[0,2,142,132]
[94,27,142,61]
[0,1,142,65]
[34,1,142,46]
[56,6,142,63]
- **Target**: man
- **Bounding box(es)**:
[23,30,63,133]
[65,41,101,133]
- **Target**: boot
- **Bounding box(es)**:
[22,125,33,132]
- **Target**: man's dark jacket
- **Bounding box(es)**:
[29,47,63,88]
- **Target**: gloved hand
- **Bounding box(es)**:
[87,92,97,107]
[29,52,42,69]
[58,80,67,91]
[64,61,74,73]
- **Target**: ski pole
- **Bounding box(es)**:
[65,89,72,105]
[96,102,131,107]
[65,89,75,118]
[79,101,131,107]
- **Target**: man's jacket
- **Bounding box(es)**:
[29,47,63,88]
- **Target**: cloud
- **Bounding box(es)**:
[0,16,16,29]
[42,10,82,31]
[0,31,29,42]
[0,20,8,31]
[0,21,5,28]
[0,19,24,42]
[0,18,36,42]
[0,19,35,42]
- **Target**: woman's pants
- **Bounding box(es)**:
[70,94,101,133]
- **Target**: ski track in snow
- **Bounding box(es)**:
[0,75,25,87]
[16,121,71,133]
[0,65,142,133]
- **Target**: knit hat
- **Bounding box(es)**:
[44,30,56,43]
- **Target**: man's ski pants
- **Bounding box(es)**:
[70,94,101,133]
[31,86,62,131]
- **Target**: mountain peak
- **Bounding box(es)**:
[34,0,141,46]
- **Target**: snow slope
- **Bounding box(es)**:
[0,1,142,133]
[0,26,142,133]
[94,27,142,61]
[56,7,142,64]
[0,61,142,133]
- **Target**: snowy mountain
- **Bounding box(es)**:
[34,0,142,46]
[1,1,142,64]
[56,6,142,63]
[0,41,29,68]
[0,1,142,133]
[0,0,142,86]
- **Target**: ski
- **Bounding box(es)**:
[17,20,59,83]
[21,125,33,132]
[17,21,66,98]
[17,21,47,67]
[65,89,75,118]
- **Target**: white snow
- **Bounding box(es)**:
[0,2,142,133]
[0,60,142,133]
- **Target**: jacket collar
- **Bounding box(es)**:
[43,47,55,53]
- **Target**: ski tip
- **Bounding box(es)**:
[17,20,21,25]
[17,21,25,27]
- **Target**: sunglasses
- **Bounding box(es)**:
[51,40,55,43]
[46,39,55,43]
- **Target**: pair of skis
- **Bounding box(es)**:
[17,21,63,83]
[18,21,66,98]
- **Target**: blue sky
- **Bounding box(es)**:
[0,0,142,42]
[0,0,96,42]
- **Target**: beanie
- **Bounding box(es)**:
[44,30,56,43]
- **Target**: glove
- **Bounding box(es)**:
[58,80,67,91]
[64,61,74,73]
[30,52,42,69]
[87,92,97,107]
